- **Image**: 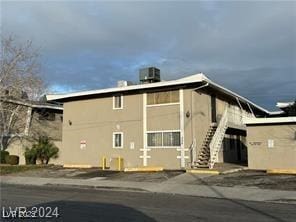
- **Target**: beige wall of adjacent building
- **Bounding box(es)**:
[247,124,296,170]
[6,110,63,165]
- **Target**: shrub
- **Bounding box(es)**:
[30,136,59,164]
[5,155,19,165]
[0,150,9,164]
[24,147,37,165]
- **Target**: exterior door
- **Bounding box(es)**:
[211,95,217,123]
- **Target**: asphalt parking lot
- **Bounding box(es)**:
[7,165,183,182]
[3,165,296,190]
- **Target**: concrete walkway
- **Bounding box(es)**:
[1,175,296,204]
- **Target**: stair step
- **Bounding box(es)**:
[198,157,209,161]
[193,164,209,168]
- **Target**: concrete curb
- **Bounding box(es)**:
[124,167,164,172]
[186,169,220,175]
[220,167,248,175]
[267,169,296,175]
[1,175,296,204]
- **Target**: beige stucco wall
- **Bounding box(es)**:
[183,89,211,166]
[247,124,296,170]
[61,94,143,168]
[6,139,62,165]
[147,105,180,131]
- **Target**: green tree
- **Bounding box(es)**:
[31,136,59,164]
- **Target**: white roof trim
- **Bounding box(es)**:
[268,111,285,115]
[276,102,294,108]
[203,76,270,114]
[46,73,205,101]
[46,73,269,114]
[244,117,296,125]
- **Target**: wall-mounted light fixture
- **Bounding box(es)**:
[186,111,190,118]
[68,120,72,126]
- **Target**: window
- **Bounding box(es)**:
[163,132,180,146]
[147,90,179,106]
[113,95,123,109]
[113,132,123,148]
[39,111,55,121]
[148,132,162,147]
[147,131,181,147]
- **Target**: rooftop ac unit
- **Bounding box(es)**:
[139,67,161,84]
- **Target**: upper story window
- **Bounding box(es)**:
[147,90,179,106]
[39,111,55,121]
[113,95,123,109]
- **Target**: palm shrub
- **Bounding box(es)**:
[27,136,59,165]
[24,147,37,165]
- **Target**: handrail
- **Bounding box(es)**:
[189,138,197,166]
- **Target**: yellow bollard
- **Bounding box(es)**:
[102,156,106,170]
[118,156,121,171]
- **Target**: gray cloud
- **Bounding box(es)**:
[2,1,296,110]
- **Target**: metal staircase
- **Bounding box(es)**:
[209,107,228,169]
[192,125,217,168]
[191,107,228,169]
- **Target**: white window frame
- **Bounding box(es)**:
[113,95,123,110]
[147,130,181,148]
[113,132,123,149]
[146,102,180,108]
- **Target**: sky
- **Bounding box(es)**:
[1,0,296,110]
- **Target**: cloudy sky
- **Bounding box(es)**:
[2,1,296,110]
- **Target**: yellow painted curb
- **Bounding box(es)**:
[186,169,220,175]
[267,169,296,175]
[124,167,164,172]
[63,164,92,169]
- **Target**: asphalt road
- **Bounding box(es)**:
[0,184,295,222]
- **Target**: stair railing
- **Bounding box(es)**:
[189,138,197,167]
[209,106,228,169]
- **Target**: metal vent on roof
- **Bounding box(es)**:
[139,67,161,84]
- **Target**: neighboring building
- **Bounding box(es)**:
[0,98,63,164]
[47,69,271,169]
[245,101,296,170]
[276,101,296,116]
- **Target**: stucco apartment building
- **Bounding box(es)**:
[48,68,273,169]
[245,101,296,170]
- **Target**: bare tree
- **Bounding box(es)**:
[0,36,44,150]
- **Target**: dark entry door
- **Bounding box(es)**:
[211,95,217,123]
[236,136,242,161]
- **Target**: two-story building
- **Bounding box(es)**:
[47,68,270,169]
[1,98,63,164]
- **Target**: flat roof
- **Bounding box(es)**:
[0,97,63,110]
[244,117,296,125]
[46,73,270,114]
